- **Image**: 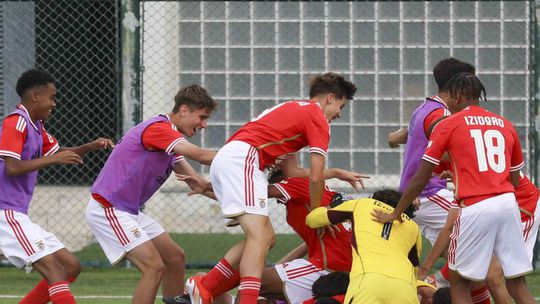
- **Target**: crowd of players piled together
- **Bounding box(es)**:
[0,58,538,304]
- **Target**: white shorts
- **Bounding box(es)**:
[209,140,269,218]
[522,197,540,263]
[415,188,453,245]
[85,198,166,265]
[448,193,532,281]
[0,210,64,270]
[274,259,328,304]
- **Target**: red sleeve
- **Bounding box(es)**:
[303,105,330,158]
[422,119,452,166]
[272,178,311,204]
[433,160,452,175]
[141,122,186,155]
[509,125,525,172]
[41,126,59,156]
[0,115,27,160]
[423,108,446,136]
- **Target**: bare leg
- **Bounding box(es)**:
[152,232,186,298]
[505,276,536,304]
[448,269,472,304]
[484,256,512,304]
[126,241,165,304]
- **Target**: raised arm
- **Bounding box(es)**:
[172,141,216,166]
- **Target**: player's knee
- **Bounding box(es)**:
[268,232,276,250]
[163,246,185,267]
[65,258,81,279]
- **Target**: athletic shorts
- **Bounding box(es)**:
[0,209,65,270]
[415,188,453,245]
[85,198,165,265]
[448,193,532,281]
[344,273,417,304]
[209,140,269,218]
[522,196,540,262]
[274,259,328,304]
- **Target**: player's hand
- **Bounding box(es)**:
[334,169,370,191]
[439,170,453,179]
[52,150,83,165]
[417,265,430,281]
[371,209,402,223]
[176,174,211,196]
[91,138,115,150]
[412,198,421,211]
[316,224,340,239]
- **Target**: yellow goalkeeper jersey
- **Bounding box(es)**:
[306,198,422,285]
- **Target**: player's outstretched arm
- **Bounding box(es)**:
[60,137,115,156]
[417,208,459,280]
[281,154,369,191]
[309,153,326,209]
[172,141,216,165]
[3,150,82,176]
[372,160,435,223]
[174,158,212,196]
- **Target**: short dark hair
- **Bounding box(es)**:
[312,272,349,298]
[433,287,452,304]
[442,72,487,102]
[173,84,217,113]
[267,169,285,184]
[309,72,357,101]
[372,188,415,218]
[433,58,475,91]
[16,69,55,97]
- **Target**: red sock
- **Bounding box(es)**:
[238,276,261,304]
[440,263,450,280]
[471,286,490,304]
[20,276,77,304]
[48,282,76,304]
[212,270,240,297]
[201,258,235,294]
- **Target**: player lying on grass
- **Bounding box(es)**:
[0,69,114,304]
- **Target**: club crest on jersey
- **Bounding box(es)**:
[259,198,266,208]
[131,228,141,238]
[35,240,45,251]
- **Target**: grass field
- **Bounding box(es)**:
[0,233,538,304]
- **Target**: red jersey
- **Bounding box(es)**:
[0,105,59,159]
[423,106,524,206]
[228,101,329,170]
[272,177,352,272]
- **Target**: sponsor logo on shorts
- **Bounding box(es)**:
[35,240,45,251]
[131,228,141,238]
[258,198,266,208]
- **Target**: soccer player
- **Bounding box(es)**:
[85,84,217,304]
[373,73,535,303]
[388,58,475,246]
[259,177,352,304]
[306,189,421,304]
[186,72,357,304]
[0,69,114,304]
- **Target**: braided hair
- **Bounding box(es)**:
[441,72,487,102]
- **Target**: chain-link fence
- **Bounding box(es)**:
[0,1,536,267]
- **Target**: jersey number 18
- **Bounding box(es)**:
[470,129,506,173]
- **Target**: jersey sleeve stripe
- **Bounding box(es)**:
[272,183,291,203]
[16,116,27,133]
[309,147,327,158]
[165,138,187,155]
[174,155,185,163]
[422,154,440,165]
[0,150,22,160]
[510,161,525,172]
[43,143,60,157]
